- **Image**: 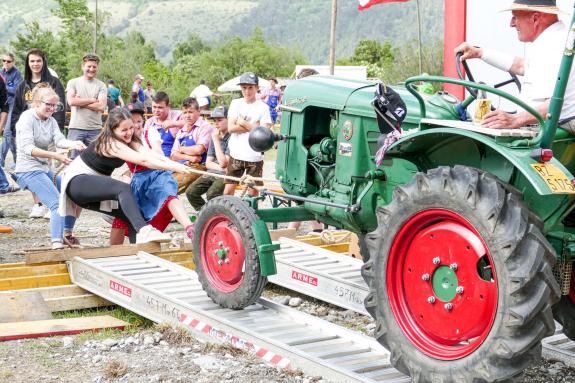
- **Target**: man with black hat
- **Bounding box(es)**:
[223,72,272,197]
[455,0,575,132]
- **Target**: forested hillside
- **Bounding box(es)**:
[0,0,443,63]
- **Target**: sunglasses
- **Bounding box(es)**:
[2,60,13,63]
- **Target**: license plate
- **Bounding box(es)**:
[531,163,575,194]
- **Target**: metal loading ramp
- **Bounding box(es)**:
[69,252,409,383]
[270,237,368,315]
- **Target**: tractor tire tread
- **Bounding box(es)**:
[361,166,560,383]
[193,196,267,310]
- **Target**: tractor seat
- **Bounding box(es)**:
[420,118,538,138]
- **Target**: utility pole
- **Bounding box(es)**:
[328,0,337,75]
[93,0,98,53]
[416,0,422,74]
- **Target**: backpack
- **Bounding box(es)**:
[372,82,407,134]
[372,83,407,165]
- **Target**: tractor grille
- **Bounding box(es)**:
[553,261,573,295]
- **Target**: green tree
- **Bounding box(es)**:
[172,33,211,63]
[97,32,157,100]
[173,28,306,94]
[337,39,395,78]
[352,40,394,66]
[10,21,68,78]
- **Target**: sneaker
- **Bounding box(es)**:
[136,225,172,244]
[185,225,194,241]
[52,241,65,250]
[101,214,114,225]
[29,203,45,218]
[43,209,51,220]
[0,185,19,194]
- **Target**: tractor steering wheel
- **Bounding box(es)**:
[456,52,521,100]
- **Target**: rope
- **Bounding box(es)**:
[181,165,281,191]
[49,154,281,192]
[309,230,352,245]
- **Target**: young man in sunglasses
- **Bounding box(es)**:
[66,53,107,159]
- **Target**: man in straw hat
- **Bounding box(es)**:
[455,0,575,133]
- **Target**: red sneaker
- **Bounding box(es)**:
[185,225,194,241]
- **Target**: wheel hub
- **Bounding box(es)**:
[387,209,498,360]
[431,266,458,302]
[200,214,245,292]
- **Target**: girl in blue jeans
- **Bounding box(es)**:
[14,84,86,249]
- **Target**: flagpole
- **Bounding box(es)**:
[416,0,422,74]
[329,0,337,75]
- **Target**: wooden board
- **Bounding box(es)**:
[420,118,538,137]
[0,273,71,291]
[44,294,111,312]
[0,315,128,341]
[269,228,297,241]
[0,291,53,323]
[319,243,349,253]
[347,233,362,260]
[0,285,112,313]
[0,264,68,279]
[26,242,161,265]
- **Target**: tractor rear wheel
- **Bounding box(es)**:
[362,166,559,382]
[193,196,267,309]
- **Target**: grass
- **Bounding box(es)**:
[155,323,196,346]
[200,342,248,357]
[0,370,14,380]
[53,306,154,342]
[103,359,128,379]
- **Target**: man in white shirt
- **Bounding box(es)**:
[190,80,213,110]
[224,72,272,197]
[455,0,575,131]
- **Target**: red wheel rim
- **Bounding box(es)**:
[386,209,497,360]
[200,214,245,293]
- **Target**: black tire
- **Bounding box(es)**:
[358,234,370,262]
[554,287,575,340]
[362,166,560,382]
[193,196,267,309]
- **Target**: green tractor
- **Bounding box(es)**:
[191,12,575,383]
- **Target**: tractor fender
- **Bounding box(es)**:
[387,127,575,196]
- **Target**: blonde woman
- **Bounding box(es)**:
[14,84,86,249]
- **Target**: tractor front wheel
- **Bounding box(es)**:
[362,166,559,382]
[193,196,267,309]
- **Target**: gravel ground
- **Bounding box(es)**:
[1,158,575,382]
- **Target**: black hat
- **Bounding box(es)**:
[501,0,565,14]
[211,106,228,119]
[125,101,145,115]
[238,72,258,85]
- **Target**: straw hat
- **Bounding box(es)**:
[501,0,566,14]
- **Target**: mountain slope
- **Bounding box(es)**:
[0,0,443,63]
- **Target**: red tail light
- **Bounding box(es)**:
[530,148,554,163]
[540,149,554,162]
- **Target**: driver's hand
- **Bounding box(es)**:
[480,110,521,129]
[455,42,483,61]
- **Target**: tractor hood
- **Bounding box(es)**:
[282,75,460,125]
